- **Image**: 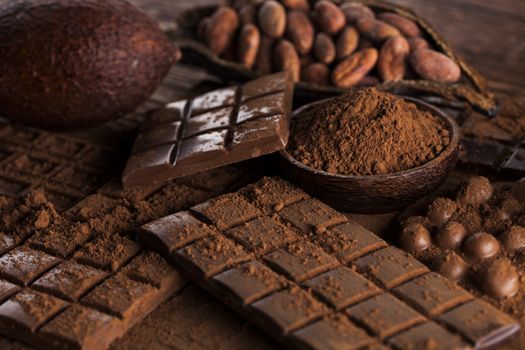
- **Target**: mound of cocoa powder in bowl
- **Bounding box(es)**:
[286,87,450,175]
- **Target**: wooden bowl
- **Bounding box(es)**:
[277,97,460,213]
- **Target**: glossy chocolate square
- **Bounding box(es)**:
[213,261,286,305]
[393,272,473,317]
[304,266,381,309]
[32,261,107,302]
[278,198,347,234]
[353,246,428,289]
[225,217,298,254]
[133,121,181,153]
[0,280,20,304]
[241,72,289,102]
[237,93,287,123]
[190,87,237,116]
[0,246,60,286]
[184,108,232,138]
[263,241,339,282]
[176,129,228,167]
[73,235,140,272]
[122,251,180,289]
[388,322,470,350]
[240,177,308,214]
[346,293,425,339]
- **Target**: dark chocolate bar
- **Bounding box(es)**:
[139,177,520,350]
[122,72,294,188]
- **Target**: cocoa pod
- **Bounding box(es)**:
[282,0,310,12]
[238,24,261,69]
[314,0,346,34]
[408,37,429,51]
[314,32,336,64]
[378,36,410,82]
[258,1,287,38]
[336,26,359,60]
[286,11,314,55]
[206,6,239,55]
[238,4,256,25]
[410,48,461,83]
[356,18,400,42]
[196,17,211,41]
[378,12,422,38]
[301,63,330,86]
[340,2,375,23]
[331,48,378,87]
[274,39,300,81]
[255,36,274,74]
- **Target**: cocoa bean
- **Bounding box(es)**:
[300,54,314,67]
[282,0,310,12]
[255,36,274,74]
[356,18,400,42]
[206,6,239,55]
[239,4,256,25]
[378,36,410,82]
[274,39,300,81]
[358,38,375,50]
[286,11,314,55]
[314,0,346,34]
[340,2,375,23]
[301,63,330,86]
[314,32,336,64]
[410,48,461,83]
[408,37,429,51]
[356,75,380,86]
[336,26,359,60]
[238,24,261,69]
[331,48,378,87]
[258,1,286,38]
[378,12,422,38]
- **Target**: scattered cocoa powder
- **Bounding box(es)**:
[287,88,450,175]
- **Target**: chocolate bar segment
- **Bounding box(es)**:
[388,321,471,349]
[139,177,520,349]
[122,72,294,188]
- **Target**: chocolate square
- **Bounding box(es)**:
[503,148,525,172]
[122,251,182,289]
[176,129,228,168]
[393,272,473,317]
[438,299,520,349]
[213,261,286,305]
[240,177,308,214]
[133,121,181,153]
[0,280,20,304]
[314,222,387,263]
[263,241,339,282]
[73,235,140,272]
[32,261,107,302]
[0,246,60,286]
[81,273,156,319]
[147,100,186,127]
[279,198,347,234]
[124,144,176,182]
[304,266,381,309]
[353,246,428,289]
[346,293,425,339]
[0,289,68,332]
[225,217,298,254]
[28,223,92,258]
[184,108,232,138]
[388,322,470,350]
[39,304,120,350]
[0,233,19,255]
[237,93,287,123]
[174,235,251,279]
[230,116,288,158]
[140,211,216,255]
[190,87,237,116]
[460,138,509,167]
[241,72,289,101]
[191,193,261,230]
[251,286,328,335]
[291,314,374,350]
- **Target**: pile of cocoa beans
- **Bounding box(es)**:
[195,0,462,87]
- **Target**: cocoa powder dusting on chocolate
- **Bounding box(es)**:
[287,87,449,175]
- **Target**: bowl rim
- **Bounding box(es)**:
[279,95,461,180]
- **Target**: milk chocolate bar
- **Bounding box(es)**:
[122,72,294,188]
[139,177,520,350]
[0,242,185,350]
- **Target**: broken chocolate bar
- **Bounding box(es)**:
[122,72,294,188]
[139,177,520,350]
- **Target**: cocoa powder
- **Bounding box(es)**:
[287,87,450,175]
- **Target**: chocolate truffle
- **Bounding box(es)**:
[463,232,500,260]
[457,176,493,206]
[500,226,525,252]
[482,258,519,299]
[427,197,457,227]
[432,251,468,281]
[400,222,432,252]
[436,221,467,250]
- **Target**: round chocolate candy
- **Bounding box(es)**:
[463,232,500,260]
[436,221,467,250]
[500,225,525,252]
[482,258,519,299]
[458,176,493,206]
[432,251,468,281]
[427,197,457,227]
[400,222,432,252]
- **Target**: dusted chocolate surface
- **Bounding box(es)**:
[140,177,519,349]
